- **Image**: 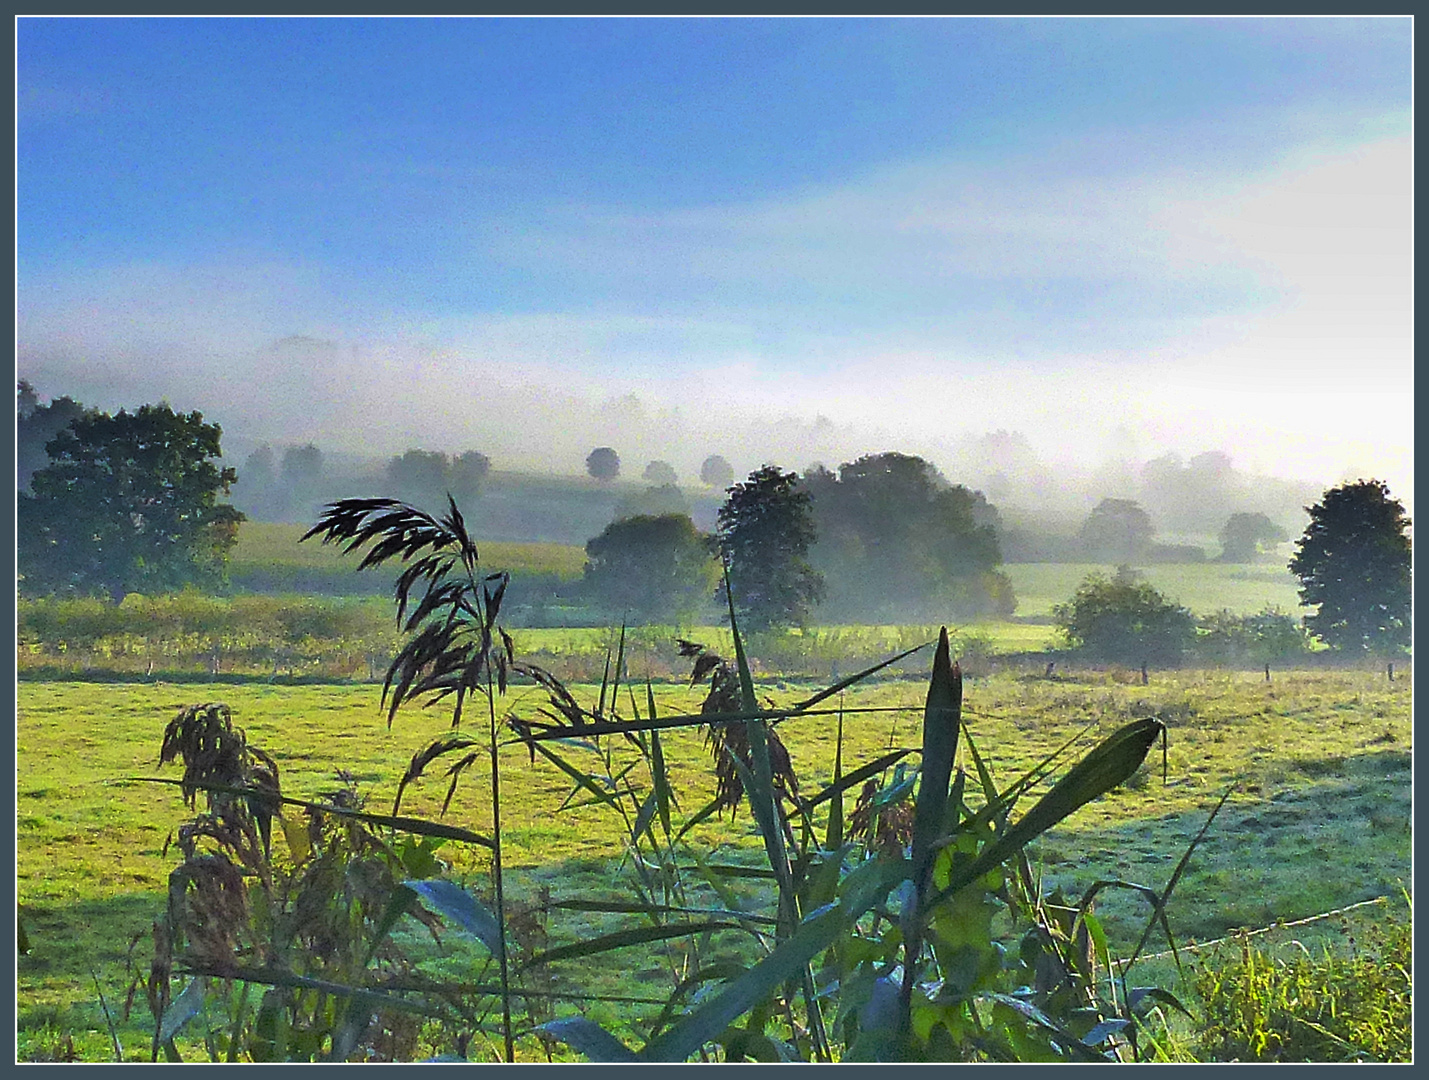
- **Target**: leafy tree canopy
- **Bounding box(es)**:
[804,452,1012,621]
[386,448,491,510]
[716,465,824,631]
[1053,566,1195,665]
[1218,512,1289,563]
[586,446,620,482]
[18,403,244,600]
[17,379,94,493]
[583,513,717,624]
[1288,479,1411,654]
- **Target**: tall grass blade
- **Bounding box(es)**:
[825,705,845,850]
[804,749,916,810]
[537,1017,640,1063]
[929,717,1165,909]
[788,641,931,713]
[523,921,746,969]
[405,879,503,956]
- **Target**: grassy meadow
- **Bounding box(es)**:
[17,661,1410,1062]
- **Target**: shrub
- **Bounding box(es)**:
[1053,567,1195,665]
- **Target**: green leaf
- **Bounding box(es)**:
[804,749,916,810]
[363,884,417,968]
[405,879,503,956]
[789,641,932,713]
[1127,985,1194,1020]
[528,740,626,810]
[911,630,961,898]
[159,976,207,1042]
[524,921,744,969]
[928,718,1165,909]
[537,1017,640,1063]
[638,904,844,1062]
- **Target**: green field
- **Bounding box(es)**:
[230,522,1306,624]
[17,663,1410,1061]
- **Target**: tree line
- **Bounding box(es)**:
[16,381,1413,656]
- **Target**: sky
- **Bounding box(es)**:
[15,16,1414,504]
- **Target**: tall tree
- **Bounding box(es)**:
[716,465,824,631]
[18,403,244,599]
[583,513,717,624]
[1289,480,1411,654]
[803,452,1011,621]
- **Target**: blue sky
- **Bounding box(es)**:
[16,16,1413,497]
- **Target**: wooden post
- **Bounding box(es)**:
[1388,662,1394,682]
[1264,663,1271,683]
[1141,661,1149,686]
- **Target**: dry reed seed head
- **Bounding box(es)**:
[168,854,249,975]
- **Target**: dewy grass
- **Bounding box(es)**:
[17,663,1410,1060]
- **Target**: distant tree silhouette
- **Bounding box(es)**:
[583,513,717,624]
[699,454,734,489]
[281,443,324,485]
[643,459,678,485]
[586,447,620,482]
[614,483,689,522]
[1289,479,1411,654]
[451,450,492,500]
[243,444,277,489]
[1079,498,1155,563]
[1218,512,1288,563]
[716,465,824,630]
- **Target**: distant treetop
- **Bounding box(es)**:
[586,446,620,481]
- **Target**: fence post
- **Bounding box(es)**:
[1141,661,1149,686]
[1264,662,1271,683]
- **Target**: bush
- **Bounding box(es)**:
[1192,608,1311,667]
[1053,567,1195,665]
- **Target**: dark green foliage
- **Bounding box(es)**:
[18,403,244,600]
[716,466,825,631]
[586,447,620,482]
[1218,512,1288,563]
[1288,480,1411,655]
[1053,567,1195,664]
[582,514,718,624]
[803,453,1013,621]
[1079,498,1155,563]
[17,380,94,492]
